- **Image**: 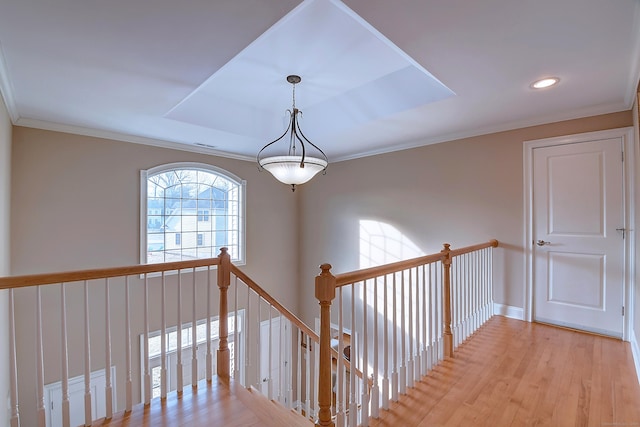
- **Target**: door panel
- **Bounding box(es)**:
[533,137,624,337]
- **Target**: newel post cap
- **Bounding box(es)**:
[315,263,336,303]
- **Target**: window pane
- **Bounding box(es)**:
[144,164,244,264]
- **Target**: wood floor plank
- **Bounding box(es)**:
[91,317,639,427]
[370,317,640,427]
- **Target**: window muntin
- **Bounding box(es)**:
[141,163,246,264]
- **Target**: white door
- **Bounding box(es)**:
[46,368,115,427]
[259,316,291,403]
[532,136,625,337]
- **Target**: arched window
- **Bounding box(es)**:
[141,162,246,264]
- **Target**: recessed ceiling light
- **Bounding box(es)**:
[531,77,560,89]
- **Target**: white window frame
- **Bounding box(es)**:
[140,162,246,266]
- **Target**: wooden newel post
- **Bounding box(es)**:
[217,247,231,379]
[315,263,336,427]
[441,243,453,358]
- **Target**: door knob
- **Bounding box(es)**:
[536,240,551,246]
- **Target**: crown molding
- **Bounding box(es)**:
[14,117,255,162]
[333,102,630,163]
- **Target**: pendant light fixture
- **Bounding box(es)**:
[257,75,328,192]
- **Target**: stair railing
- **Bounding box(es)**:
[0,251,233,427]
[0,246,370,427]
[315,239,499,427]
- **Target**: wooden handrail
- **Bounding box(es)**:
[0,257,222,290]
[334,252,444,287]
[333,239,498,287]
[229,264,368,382]
[230,265,319,342]
[449,239,499,258]
[316,239,499,425]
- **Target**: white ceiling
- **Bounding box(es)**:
[0,0,639,162]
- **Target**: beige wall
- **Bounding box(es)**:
[8,109,638,421]
[0,95,12,426]
[10,127,299,426]
[298,111,633,327]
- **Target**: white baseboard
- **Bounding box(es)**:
[631,331,640,386]
[493,303,524,320]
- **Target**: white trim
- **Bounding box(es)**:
[15,117,255,162]
[493,303,524,320]
[523,127,636,341]
[631,331,640,386]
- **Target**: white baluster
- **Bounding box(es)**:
[206,266,213,382]
[257,297,262,388]
[438,261,444,362]
[245,285,251,387]
[286,319,293,409]
[295,327,301,415]
[413,267,421,382]
[489,247,494,317]
[371,277,379,419]
[349,282,356,425]
[60,284,70,427]
[336,287,345,426]
[349,330,357,427]
[382,274,389,410]
[433,264,437,363]
[485,249,490,322]
[399,271,406,395]
[176,272,183,394]
[421,265,428,376]
[161,272,167,399]
[105,279,113,419]
[278,313,283,403]
[456,255,462,342]
[83,282,92,426]
[474,251,479,328]
[9,289,20,427]
[480,249,491,324]
[407,270,414,389]
[35,287,46,427]
[305,334,310,421]
[464,254,470,341]
[361,281,369,426]
[143,274,151,405]
[192,268,198,387]
[234,276,239,379]
[391,273,398,402]
[125,277,132,412]
[313,334,319,421]
[267,306,273,400]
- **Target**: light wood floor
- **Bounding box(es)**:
[92,317,640,427]
[370,316,640,427]
[92,378,312,427]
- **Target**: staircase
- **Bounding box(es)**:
[0,239,498,427]
[91,377,312,427]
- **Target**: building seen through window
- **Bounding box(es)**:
[142,163,245,264]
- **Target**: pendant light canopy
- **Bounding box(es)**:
[257,75,328,191]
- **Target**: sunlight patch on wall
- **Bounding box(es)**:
[359,220,423,269]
